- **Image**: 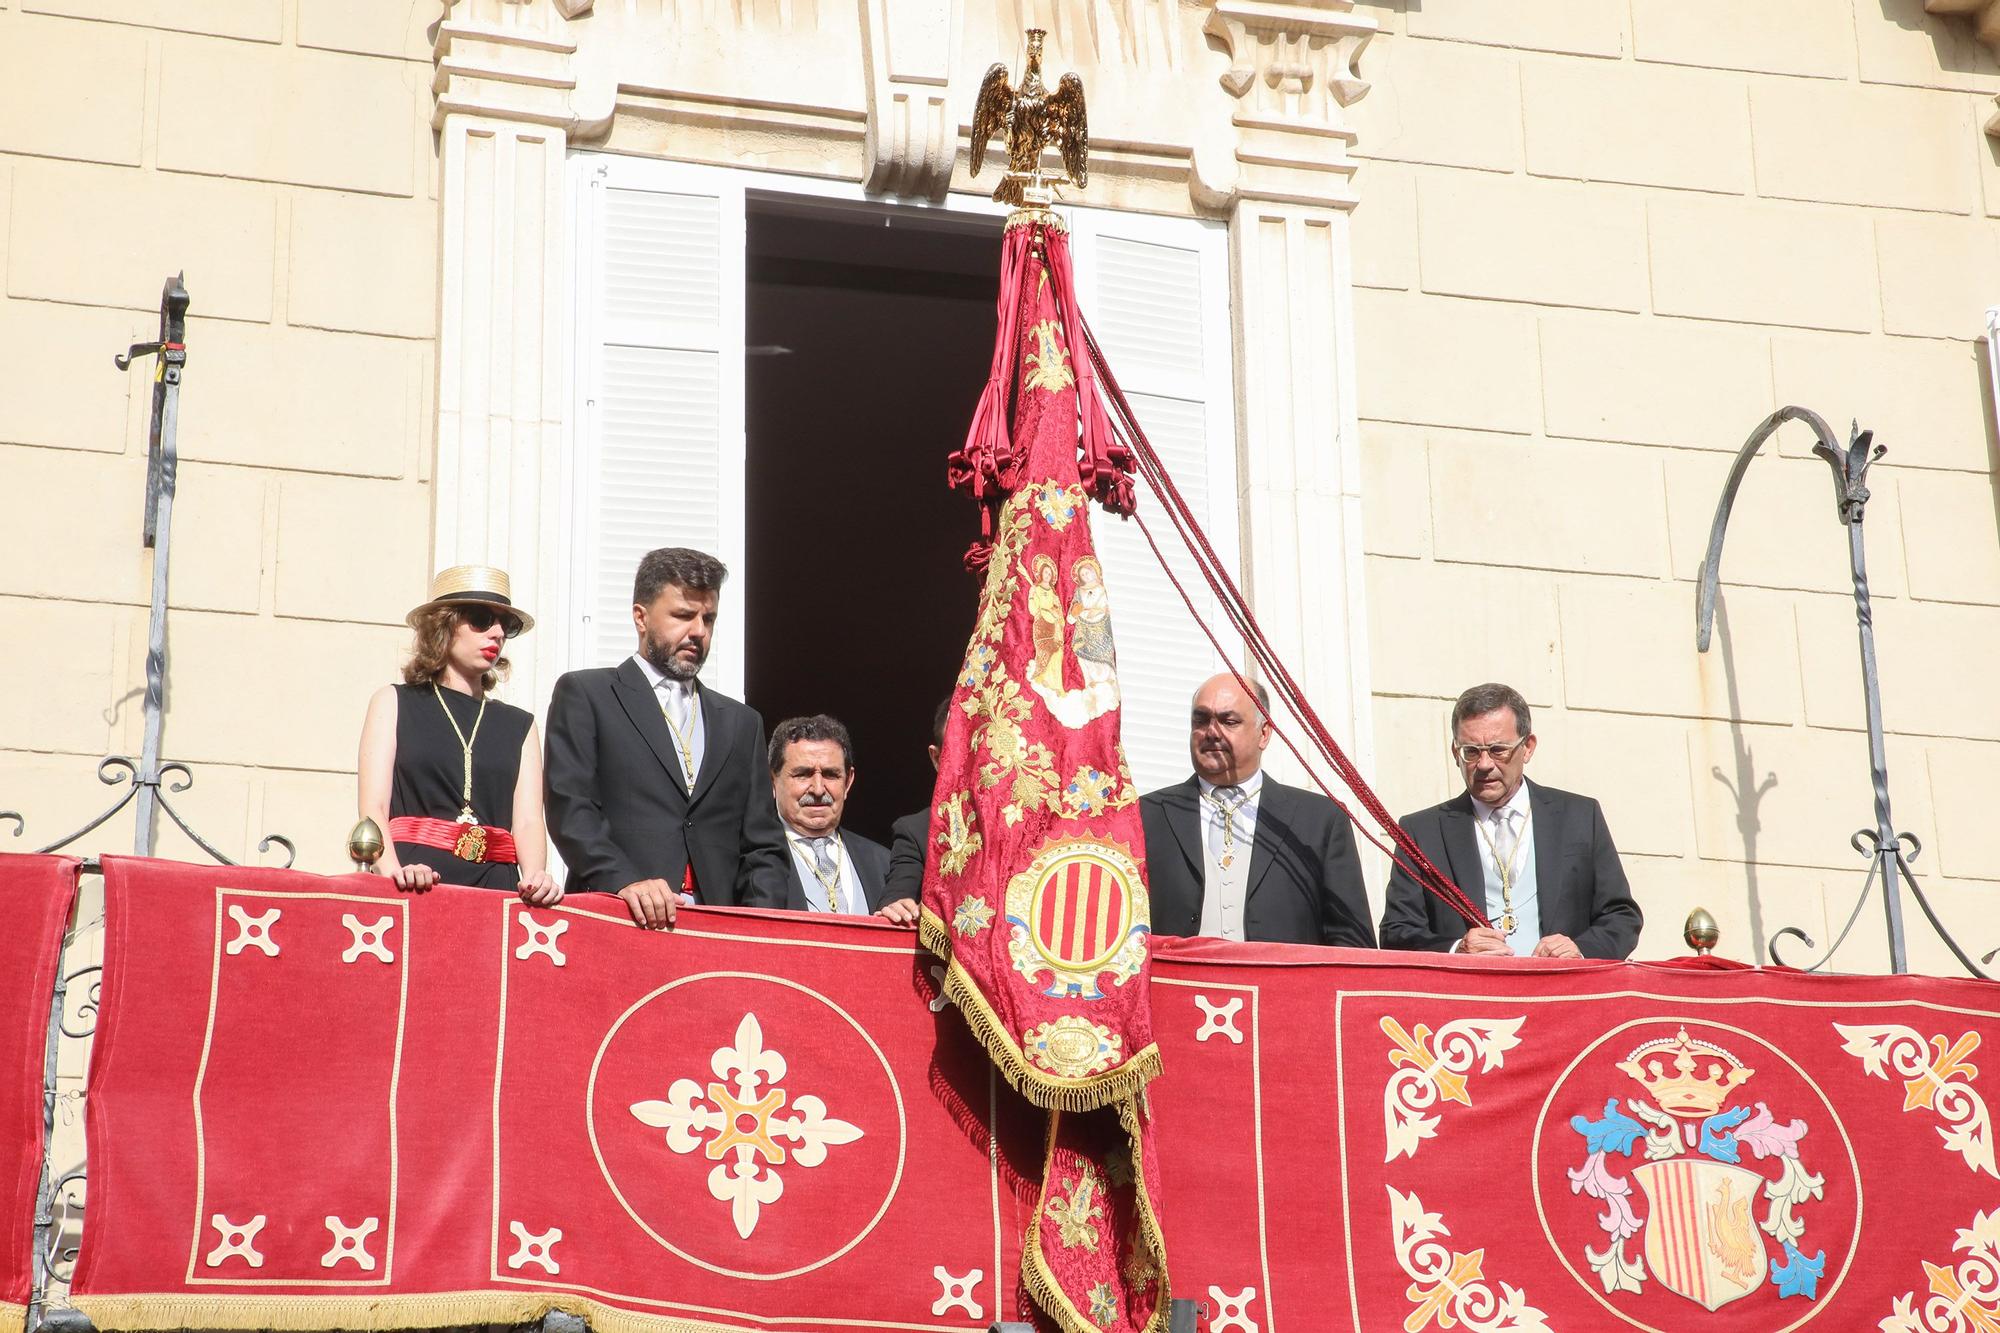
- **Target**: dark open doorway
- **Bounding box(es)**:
[742,194,1003,843]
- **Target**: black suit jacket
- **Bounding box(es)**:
[882,808,927,906]
[543,660,790,907]
[1378,780,1642,960]
[1139,776,1375,948]
[780,829,895,913]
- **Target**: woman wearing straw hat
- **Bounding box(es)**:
[356,566,561,901]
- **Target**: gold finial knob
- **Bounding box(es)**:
[347,817,385,871]
[1684,907,1720,957]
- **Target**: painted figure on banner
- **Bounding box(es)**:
[1023,555,1066,694]
[1380,681,1642,960]
[1539,1022,1853,1322]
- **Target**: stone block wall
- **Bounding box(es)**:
[0,0,440,873]
[1350,0,2000,970]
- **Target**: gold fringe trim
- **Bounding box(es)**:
[1021,1108,1170,1333]
[0,1302,24,1327]
[920,908,1161,1113]
[74,1289,783,1333]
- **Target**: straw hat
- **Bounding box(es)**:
[407,565,534,637]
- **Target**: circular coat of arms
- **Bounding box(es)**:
[586,971,908,1280]
[1531,1019,1862,1331]
[1003,836,1148,1000]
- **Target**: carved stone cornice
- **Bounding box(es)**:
[1199,0,1375,209]
[1918,1,2000,136]
[431,0,1378,213]
[1924,0,2000,50]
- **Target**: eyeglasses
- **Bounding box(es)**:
[1454,737,1528,766]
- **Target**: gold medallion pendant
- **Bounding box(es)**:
[454,809,487,862]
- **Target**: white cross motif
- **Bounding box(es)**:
[931,1265,984,1319]
[204,1213,267,1268]
[340,914,396,964]
[506,1221,563,1274]
[515,912,569,967]
[319,1215,379,1270]
[1195,995,1245,1044]
[926,963,950,1013]
[224,905,281,958]
[629,1012,863,1240]
[1208,1286,1260,1333]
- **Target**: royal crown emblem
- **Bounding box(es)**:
[1552,1024,1842,1316]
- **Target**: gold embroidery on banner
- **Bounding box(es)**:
[1022,319,1075,394]
[1881,1209,2000,1332]
[1023,1016,1123,1080]
[935,791,983,879]
[952,896,996,937]
[1045,1162,1105,1252]
[1087,1280,1119,1328]
[965,665,1060,826]
[1031,481,1084,532]
[969,496,1034,651]
[1835,1022,1997,1177]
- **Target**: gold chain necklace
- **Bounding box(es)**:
[790,833,845,912]
[658,688,698,794]
[432,684,490,859]
[1474,812,1526,935]
[1202,786,1252,868]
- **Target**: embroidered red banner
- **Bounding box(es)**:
[0,853,80,1325]
[66,855,2000,1332]
[73,857,1035,1333]
[924,214,1165,1333]
[1144,939,2000,1333]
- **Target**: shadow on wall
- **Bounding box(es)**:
[1878,0,2000,79]
[1707,594,1779,964]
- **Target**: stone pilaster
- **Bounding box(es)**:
[1201,0,1380,777]
[432,4,585,710]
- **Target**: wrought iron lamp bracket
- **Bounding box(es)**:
[1696,406,1991,979]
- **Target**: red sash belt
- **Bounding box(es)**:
[387,816,518,865]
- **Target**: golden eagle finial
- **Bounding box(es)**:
[970,29,1088,207]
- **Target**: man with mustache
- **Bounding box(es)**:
[1379,682,1641,959]
[767,714,900,916]
[544,547,790,927]
[1139,673,1375,948]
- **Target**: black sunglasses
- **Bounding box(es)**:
[458,607,510,635]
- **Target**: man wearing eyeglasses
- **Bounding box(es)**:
[1140,672,1375,948]
[1379,682,1641,960]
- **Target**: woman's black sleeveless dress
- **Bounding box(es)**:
[388,683,534,890]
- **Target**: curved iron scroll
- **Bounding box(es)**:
[1696,407,1992,978]
[1,755,295,868]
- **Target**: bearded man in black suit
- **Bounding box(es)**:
[1139,673,1375,948]
[544,547,790,927]
[1379,682,1641,960]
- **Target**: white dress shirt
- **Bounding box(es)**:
[1195,769,1265,940]
[785,829,864,914]
[1468,780,1540,952]
[630,652,704,790]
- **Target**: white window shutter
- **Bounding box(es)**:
[1065,208,1240,796]
[571,162,748,696]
